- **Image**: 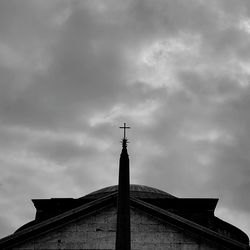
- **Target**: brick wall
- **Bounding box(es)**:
[13,206,226,250]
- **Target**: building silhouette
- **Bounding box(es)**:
[0,125,249,249]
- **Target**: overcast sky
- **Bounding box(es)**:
[1,0,250,239]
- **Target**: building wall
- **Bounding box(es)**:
[13,205,228,250]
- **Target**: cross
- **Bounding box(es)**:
[119,123,131,139]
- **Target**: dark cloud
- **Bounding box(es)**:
[0,0,250,239]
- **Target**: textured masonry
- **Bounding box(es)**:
[13,205,226,250]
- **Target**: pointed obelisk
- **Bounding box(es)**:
[115,123,131,250]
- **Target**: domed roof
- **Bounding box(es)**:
[82,184,176,199]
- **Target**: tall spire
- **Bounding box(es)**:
[115,123,131,250]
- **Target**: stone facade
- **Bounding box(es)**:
[13,205,227,250]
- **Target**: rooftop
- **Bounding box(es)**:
[82,184,177,199]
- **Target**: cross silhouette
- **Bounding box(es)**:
[119,123,131,139]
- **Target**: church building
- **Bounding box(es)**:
[0,124,249,249]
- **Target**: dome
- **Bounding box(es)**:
[81,184,176,199]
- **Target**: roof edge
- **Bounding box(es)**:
[130,197,249,250]
[0,192,118,249]
[0,192,248,250]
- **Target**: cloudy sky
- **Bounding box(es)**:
[1,0,250,239]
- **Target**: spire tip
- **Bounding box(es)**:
[122,138,128,148]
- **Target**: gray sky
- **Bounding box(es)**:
[0,0,250,239]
